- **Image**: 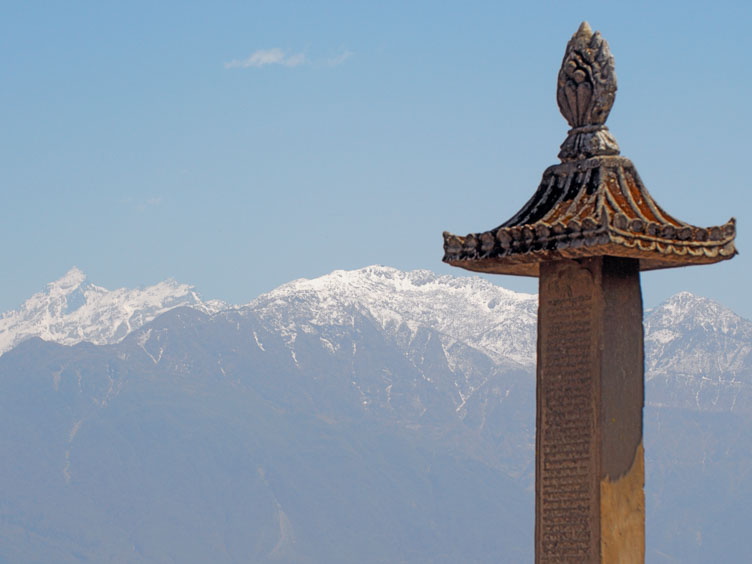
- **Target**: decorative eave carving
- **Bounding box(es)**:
[442,22,737,277]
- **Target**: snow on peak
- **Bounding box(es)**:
[646,292,746,334]
[5,264,748,386]
[644,290,752,378]
[0,269,227,356]
[248,265,538,367]
[50,267,87,292]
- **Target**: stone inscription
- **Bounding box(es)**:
[538,271,595,562]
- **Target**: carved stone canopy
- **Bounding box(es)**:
[442,22,736,277]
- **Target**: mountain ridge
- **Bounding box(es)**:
[4,265,751,384]
[0,267,227,356]
[3,265,752,415]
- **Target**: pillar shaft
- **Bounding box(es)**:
[535,256,645,563]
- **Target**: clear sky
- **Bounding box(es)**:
[2,1,750,317]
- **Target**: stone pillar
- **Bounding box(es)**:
[442,22,736,563]
[535,256,644,563]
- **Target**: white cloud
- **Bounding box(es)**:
[327,50,353,67]
[224,49,306,69]
[121,196,163,213]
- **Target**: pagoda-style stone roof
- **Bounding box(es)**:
[442,22,737,277]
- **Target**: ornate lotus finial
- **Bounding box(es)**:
[557,22,620,162]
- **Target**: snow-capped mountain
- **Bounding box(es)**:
[644,291,752,412]
[645,291,752,377]
[248,266,538,369]
[0,267,226,356]
[4,266,752,411]
[238,267,752,414]
[0,266,539,367]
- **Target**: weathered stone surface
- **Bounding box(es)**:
[536,257,644,563]
[536,260,598,561]
[600,443,644,564]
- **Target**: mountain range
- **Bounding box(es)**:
[0,267,227,357]
[1,266,750,563]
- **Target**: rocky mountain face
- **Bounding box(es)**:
[0,266,751,563]
[645,291,752,413]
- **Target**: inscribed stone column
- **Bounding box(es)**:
[442,22,736,563]
[537,257,643,562]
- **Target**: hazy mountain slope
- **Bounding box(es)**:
[644,406,752,563]
[0,306,533,563]
[1,266,751,562]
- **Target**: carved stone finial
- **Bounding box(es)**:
[557,22,620,162]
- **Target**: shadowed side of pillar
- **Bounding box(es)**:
[599,256,644,563]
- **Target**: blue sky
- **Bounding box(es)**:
[2,1,750,317]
